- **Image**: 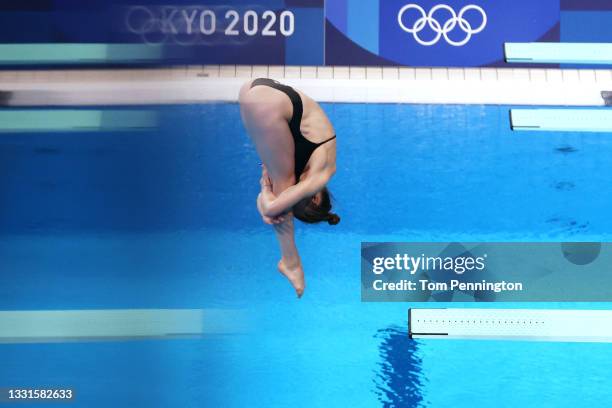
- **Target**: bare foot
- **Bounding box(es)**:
[278,259,305,298]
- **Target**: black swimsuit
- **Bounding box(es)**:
[250,78,336,180]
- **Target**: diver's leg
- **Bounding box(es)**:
[273,216,305,298]
[266,174,304,298]
[240,84,305,297]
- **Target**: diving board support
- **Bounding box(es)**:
[505,42,612,65]
[510,108,612,132]
[410,308,612,343]
[603,91,612,106]
[0,309,204,343]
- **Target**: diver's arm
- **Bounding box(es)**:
[259,170,332,217]
[257,192,287,225]
[257,193,275,225]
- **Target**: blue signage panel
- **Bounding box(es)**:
[115,0,324,65]
[561,0,612,43]
[0,0,324,66]
[326,0,560,66]
[2,1,609,67]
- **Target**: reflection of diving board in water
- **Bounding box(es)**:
[410,309,612,343]
[504,42,612,65]
[510,109,612,132]
[0,110,157,132]
[0,43,163,65]
[0,309,205,343]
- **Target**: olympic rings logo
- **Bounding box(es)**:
[397,4,487,46]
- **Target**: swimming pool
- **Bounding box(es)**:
[1,103,612,407]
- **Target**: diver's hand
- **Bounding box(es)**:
[270,213,287,224]
[260,164,272,191]
[257,193,286,224]
[258,165,283,223]
[257,164,288,223]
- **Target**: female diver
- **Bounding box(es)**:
[239,78,339,298]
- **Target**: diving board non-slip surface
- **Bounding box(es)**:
[510,109,612,132]
[505,42,612,65]
[0,309,204,343]
[410,309,612,343]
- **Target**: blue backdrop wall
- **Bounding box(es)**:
[0,0,610,67]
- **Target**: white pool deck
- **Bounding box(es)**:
[0,65,611,106]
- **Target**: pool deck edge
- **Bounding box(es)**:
[1,65,610,106]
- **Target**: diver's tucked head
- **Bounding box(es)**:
[292,187,340,225]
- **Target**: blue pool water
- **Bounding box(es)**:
[1,103,612,407]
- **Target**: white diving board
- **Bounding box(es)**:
[510,108,612,132]
[0,309,204,343]
[505,42,612,65]
[410,308,612,343]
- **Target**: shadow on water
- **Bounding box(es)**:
[374,326,426,408]
[554,145,578,154]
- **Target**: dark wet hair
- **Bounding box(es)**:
[292,187,340,225]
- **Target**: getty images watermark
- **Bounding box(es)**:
[370,252,523,293]
[362,242,611,302]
